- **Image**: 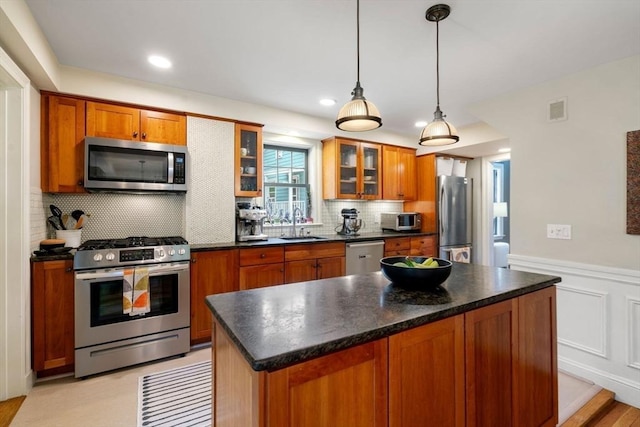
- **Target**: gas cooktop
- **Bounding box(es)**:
[74,236,190,270]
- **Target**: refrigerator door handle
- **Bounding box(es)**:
[439,185,447,237]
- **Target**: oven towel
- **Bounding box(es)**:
[449,247,471,263]
[131,267,150,315]
[122,268,134,314]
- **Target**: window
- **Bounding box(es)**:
[263,145,310,224]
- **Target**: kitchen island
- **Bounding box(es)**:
[206,263,561,427]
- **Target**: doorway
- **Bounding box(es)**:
[491,159,510,267]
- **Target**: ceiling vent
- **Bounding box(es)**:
[548,97,567,122]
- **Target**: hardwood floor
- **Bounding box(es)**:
[0,396,25,427]
[562,389,640,427]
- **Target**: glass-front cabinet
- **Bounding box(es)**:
[322,137,381,200]
[235,123,263,197]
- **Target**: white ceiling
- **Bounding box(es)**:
[23,0,640,153]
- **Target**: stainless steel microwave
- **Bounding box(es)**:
[380,212,422,232]
[84,137,187,192]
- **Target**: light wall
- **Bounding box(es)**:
[470,55,640,270]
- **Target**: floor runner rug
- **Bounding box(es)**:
[138,360,211,427]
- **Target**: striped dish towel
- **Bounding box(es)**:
[131,267,150,315]
[123,268,134,314]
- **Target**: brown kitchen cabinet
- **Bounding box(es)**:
[410,235,437,257]
[239,246,284,290]
[40,94,86,193]
[86,101,186,145]
[190,249,238,344]
[383,145,417,201]
[389,315,465,427]
[235,123,264,197]
[322,137,382,200]
[215,322,388,427]
[284,242,345,283]
[384,237,411,257]
[31,259,75,377]
[465,286,557,427]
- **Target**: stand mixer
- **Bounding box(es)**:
[236,203,268,242]
[337,208,363,236]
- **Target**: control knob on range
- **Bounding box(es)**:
[93,253,103,262]
[168,249,176,256]
[158,249,165,258]
[178,248,186,255]
[105,253,115,261]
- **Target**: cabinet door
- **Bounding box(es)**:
[389,315,465,427]
[140,109,186,145]
[86,102,140,140]
[384,237,411,256]
[190,250,238,344]
[403,154,437,233]
[31,260,75,374]
[382,145,401,200]
[235,123,263,197]
[316,256,345,280]
[41,95,86,193]
[398,147,417,201]
[284,259,317,284]
[465,298,518,427]
[336,139,360,199]
[410,235,437,257]
[360,142,381,200]
[239,263,284,290]
[266,339,388,427]
[516,287,558,427]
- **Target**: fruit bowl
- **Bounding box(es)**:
[380,256,452,288]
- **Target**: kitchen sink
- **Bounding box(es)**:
[279,236,329,241]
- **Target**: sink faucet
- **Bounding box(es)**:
[291,207,303,237]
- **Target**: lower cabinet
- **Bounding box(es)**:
[239,246,284,290]
[384,237,411,257]
[213,287,557,426]
[389,315,465,427]
[190,249,238,344]
[284,242,345,284]
[384,236,437,257]
[31,259,75,376]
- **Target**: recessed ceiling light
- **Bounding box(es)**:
[414,121,428,127]
[319,98,336,106]
[498,148,511,153]
[148,55,172,69]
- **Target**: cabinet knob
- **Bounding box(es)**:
[191,258,196,263]
[133,131,138,137]
[65,267,72,272]
[142,132,147,139]
[78,180,84,186]
[260,253,266,258]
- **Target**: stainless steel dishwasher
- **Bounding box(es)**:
[345,240,385,275]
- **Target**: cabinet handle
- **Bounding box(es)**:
[260,253,266,258]
[78,180,84,186]
[191,258,196,263]
[142,132,147,139]
[65,267,72,272]
[133,131,138,137]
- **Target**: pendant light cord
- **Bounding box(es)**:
[435,18,440,108]
[356,0,360,84]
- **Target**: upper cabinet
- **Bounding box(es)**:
[40,92,188,193]
[41,94,86,193]
[322,137,381,200]
[382,145,417,201]
[234,123,264,197]
[86,101,186,145]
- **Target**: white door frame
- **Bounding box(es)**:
[480,153,510,267]
[0,46,32,399]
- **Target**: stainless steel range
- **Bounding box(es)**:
[73,236,190,378]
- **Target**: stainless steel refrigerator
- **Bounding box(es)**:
[437,175,473,261]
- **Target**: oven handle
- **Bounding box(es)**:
[75,262,189,281]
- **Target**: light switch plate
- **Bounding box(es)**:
[547,224,572,239]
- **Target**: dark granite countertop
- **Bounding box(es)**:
[206,263,561,372]
[191,230,433,251]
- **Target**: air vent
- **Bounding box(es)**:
[548,97,567,122]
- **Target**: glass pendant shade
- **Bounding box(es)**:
[336,83,382,131]
[419,106,459,146]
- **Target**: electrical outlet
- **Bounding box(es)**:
[547,224,572,239]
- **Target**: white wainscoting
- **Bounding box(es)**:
[509,254,640,407]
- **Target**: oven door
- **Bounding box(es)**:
[74,262,190,349]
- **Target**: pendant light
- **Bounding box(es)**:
[419,4,459,146]
[335,0,382,132]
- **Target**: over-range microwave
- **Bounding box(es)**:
[84,137,188,192]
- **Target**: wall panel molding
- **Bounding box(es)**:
[628,297,640,370]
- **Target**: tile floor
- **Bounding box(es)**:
[11,349,595,426]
